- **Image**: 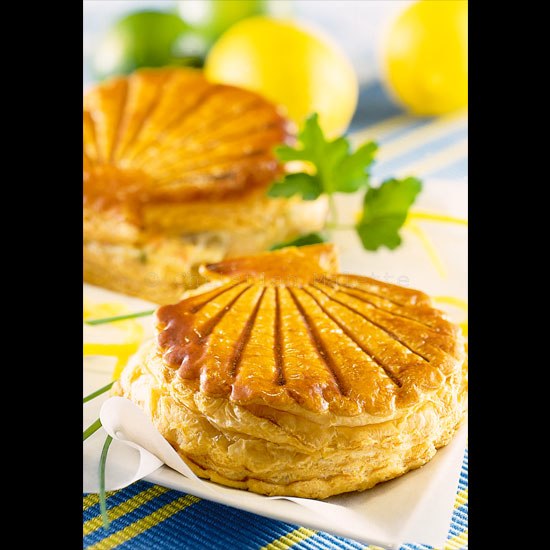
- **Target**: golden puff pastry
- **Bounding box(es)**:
[83,67,327,303]
[115,244,467,498]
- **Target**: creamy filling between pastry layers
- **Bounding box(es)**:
[84,195,329,304]
[84,232,229,302]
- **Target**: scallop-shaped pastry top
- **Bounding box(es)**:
[156,244,465,418]
[83,67,290,217]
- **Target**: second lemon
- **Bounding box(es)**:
[383,0,468,115]
[205,16,358,137]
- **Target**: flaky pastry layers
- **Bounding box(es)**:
[115,244,467,498]
[84,67,327,303]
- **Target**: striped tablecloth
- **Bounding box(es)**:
[83,81,468,550]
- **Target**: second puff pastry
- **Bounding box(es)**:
[83,67,328,304]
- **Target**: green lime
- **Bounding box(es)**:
[177,0,274,45]
[93,10,204,81]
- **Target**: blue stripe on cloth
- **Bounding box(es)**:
[83,483,193,548]
[454,507,468,525]
[292,530,365,550]
[372,125,468,179]
[83,479,149,522]
[116,495,301,550]
[349,81,404,131]
[450,509,468,532]
[425,156,468,180]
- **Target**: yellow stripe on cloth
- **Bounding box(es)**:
[262,527,316,549]
[86,494,200,550]
[443,529,468,549]
[83,494,100,511]
[83,343,140,357]
[395,138,468,178]
[454,488,468,509]
[408,211,468,226]
[406,221,447,279]
[83,342,142,380]
[349,114,415,144]
[83,485,170,536]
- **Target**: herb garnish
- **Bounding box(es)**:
[268,113,422,251]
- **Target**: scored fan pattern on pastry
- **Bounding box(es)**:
[83,68,290,215]
[156,244,464,418]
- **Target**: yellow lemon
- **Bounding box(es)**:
[384,0,468,115]
[205,16,358,137]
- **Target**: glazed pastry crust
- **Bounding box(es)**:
[115,245,468,498]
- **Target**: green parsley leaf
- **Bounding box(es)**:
[267,173,322,200]
[269,232,327,251]
[337,141,378,193]
[356,177,422,251]
[268,113,377,200]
